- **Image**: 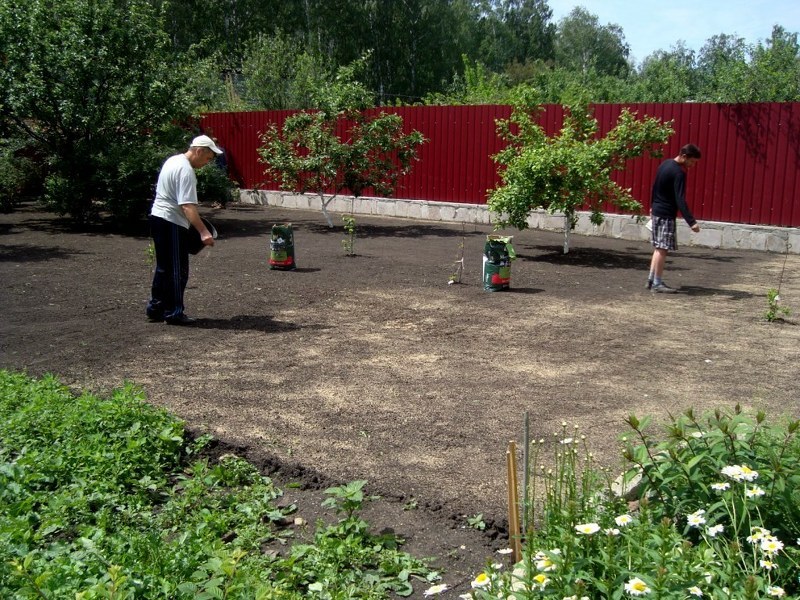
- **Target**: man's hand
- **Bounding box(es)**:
[182,203,215,247]
[200,230,215,247]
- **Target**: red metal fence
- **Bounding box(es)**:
[201,103,800,227]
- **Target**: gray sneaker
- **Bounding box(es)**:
[652,282,677,293]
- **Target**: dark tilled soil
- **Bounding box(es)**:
[2,202,799,597]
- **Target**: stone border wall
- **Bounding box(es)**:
[240,189,800,255]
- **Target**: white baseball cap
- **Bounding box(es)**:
[190,135,223,155]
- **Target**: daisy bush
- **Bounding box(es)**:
[459,408,800,599]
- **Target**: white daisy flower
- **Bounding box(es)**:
[687,509,706,528]
[624,577,651,596]
[767,586,786,597]
[575,523,600,535]
[615,514,633,527]
[688,586,703,597]
[423,583,449,596]
[707,524,724,537]
[761,537,784,555]
[471,573,491,588]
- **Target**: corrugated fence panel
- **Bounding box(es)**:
[201,103,800,227]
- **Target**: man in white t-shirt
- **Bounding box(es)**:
[146,135,221,325]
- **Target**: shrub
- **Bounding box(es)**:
[197,162,238,207]
[0,137,43,213]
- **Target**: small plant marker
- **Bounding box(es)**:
[506,440,522,562]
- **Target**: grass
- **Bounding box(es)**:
[0,370,439,599]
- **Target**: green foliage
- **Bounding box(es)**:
[342,214,357,256]
[764,288,792,322]
[0,136,42,213]
[467,514,487,531]
[633,44,700,102]
[554,7,631,77]
[0,0,191,224]
[465,410,800,599]
[258,62,426,226]
[0,370,437,599]
[196,162,238,207]
[424,55,516,105]
[241,30,331,110]
[489,97,673,231]
[622,407,800,542]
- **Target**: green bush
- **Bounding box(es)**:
[0,137,42,213]
[197,162,238,207]
[461,409,800,599]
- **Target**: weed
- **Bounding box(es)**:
[467,514,486,531]
[145,240,155,266]
[764,288,791,322]
[403,499,419,511]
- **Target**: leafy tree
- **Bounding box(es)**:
[424,55,515,105]
[633,43,699,102]
[555,7,631,77]
[241,30,331,110]
[696,34,749,102]
[743,25,800,101]
[489,92,673,253]
[0,0,191,224]
[258,63,426,227]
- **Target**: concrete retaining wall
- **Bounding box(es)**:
[240,189,800,255]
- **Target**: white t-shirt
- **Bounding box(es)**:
[150,154,197,228]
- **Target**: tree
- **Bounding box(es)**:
[258,63,427,227]
[696,34,749,102]
[634,43,699,102]
[0,0,190,223]
[241,30,330,110]
[489,92,673,253]
[555,7,630,77]
[744,26,800,101]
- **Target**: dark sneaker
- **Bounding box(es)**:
[146,310,164,322]
[652,282,677,294]
[646,279,653,290]
[165,314,197,326]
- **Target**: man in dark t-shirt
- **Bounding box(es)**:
[647,144,702,293]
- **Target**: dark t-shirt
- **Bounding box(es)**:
[650,159,696,226]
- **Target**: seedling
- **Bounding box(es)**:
[448,224,466,284]
[145,241,155,266]
[467,513,486,530]
[342,214,356,256]
[764,288,791,322]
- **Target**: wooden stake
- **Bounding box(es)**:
[506,440,522,562]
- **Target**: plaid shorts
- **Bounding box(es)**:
[651,216,677,251]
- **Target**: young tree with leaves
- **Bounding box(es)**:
[488,92,673,253]
[258,61,427,227]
